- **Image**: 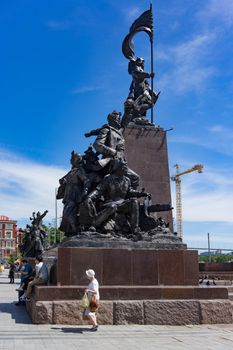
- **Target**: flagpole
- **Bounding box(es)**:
[150,1,154,125]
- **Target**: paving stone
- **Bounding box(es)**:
[2,271,233,349]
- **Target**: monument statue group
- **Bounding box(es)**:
[18,5,230,329]
[56,6,174,243]
[20,5,178,257]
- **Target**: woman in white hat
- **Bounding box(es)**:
[84,269,100,331]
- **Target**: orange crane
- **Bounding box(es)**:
[171,164,203,239]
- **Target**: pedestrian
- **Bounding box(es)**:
[20,256,48,301]
[84,269,100,331]
[15,259,33,306]
[8,264,15,283]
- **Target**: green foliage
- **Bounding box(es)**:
[42,223,64,245]
[6,253,22,265]
[199,254,233,263]
[199,255,209,263]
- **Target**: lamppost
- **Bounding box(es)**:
[54,187,58,245]
[55,187,58,231]
[207,232,211,263]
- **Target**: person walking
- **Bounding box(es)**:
[84,269,100,331]
[8,264,15,283]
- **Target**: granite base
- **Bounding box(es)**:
[56,247,198,286]
[26,298,233,325]
[26,245,231,325]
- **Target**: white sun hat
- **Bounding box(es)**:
[86,269,95,278]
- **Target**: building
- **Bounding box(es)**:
[0,215,19,259]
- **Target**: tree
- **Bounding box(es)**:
[42,223,64,246]
[6,253,22,266]
[199,254,233,263]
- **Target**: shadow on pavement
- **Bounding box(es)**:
[52,326,91,333]
[0,302,32,324]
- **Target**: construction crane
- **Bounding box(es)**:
[171,164,203,239]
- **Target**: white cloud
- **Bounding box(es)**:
[173,35,214,63]
[0,149,65,226]
[169,21,180,31]
[72,85,103,94]
[157,33,216,93]
[171,165,233,223]
[1,151,233,248]
[169,128,233,157]
[208,125,233,140]
[169,161,233,248]
[198,0,233,27]
[46,20,72,30]
[123,6,142,21]
[208,125,225,133]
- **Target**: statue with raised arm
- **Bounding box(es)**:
[30,210,48,228]
[20,210,49,257]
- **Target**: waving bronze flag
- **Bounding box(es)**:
[122,4,153,60]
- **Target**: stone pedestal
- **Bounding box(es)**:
[26,246,232,325]
[56,247,198,286]
[124,126,173,229]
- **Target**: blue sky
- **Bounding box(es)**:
[1,0,233,250]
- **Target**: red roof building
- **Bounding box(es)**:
[0,215,19,259]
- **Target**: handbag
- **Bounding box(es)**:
[89,295,98,312]
[80,293,90,308]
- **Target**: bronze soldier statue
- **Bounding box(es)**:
[84,159,149,235]
[58,151,90,235]
[20,210,48,257]
[86,110,139,189]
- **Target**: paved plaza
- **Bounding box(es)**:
[0,271,233,349]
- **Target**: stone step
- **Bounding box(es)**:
[34,284,229,301]
[210,280,233,286]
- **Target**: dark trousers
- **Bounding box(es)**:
[18,290,24,304]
